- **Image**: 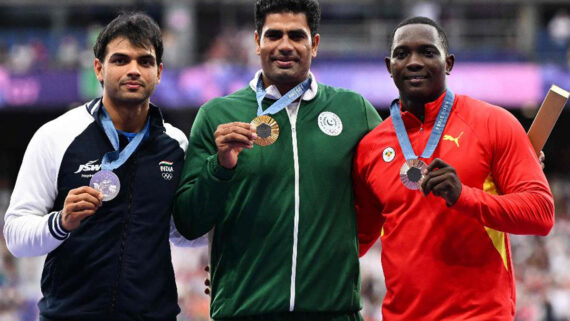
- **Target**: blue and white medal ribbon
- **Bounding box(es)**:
[390,89,455,190]
[89,105,150,201]
[250,77,311,146]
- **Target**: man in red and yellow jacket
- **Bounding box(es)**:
[353,16,554,321]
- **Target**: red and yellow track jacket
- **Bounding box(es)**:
[353,92,554,321]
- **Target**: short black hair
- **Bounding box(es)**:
[93,12,163,65]
[389,16,449,55]
[255,0,321,38]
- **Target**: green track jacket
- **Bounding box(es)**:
[174,74,381,319]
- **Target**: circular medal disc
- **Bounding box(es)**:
[251,115,279,146]
[89,170,121,201]
[399,159,428,190]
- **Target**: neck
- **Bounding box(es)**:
[262,73,308,96]
[399,90,447,122]
[400,98,425,122]
[102,97,149,133]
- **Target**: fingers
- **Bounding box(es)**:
[64,187,103,211]
[204,277,211,295]
[62,186,104,231]
[421,158,462,206]
[422,172,454,196]
[68,186,104,200]
[215,122,257,147]
[424,158,450,173]
[215,122,257,169]
[64,199,100,214]
[539,150,545,170]
[73,209,99,221]
[204,265,211,296]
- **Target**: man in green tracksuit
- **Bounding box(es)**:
[173,0,381,320]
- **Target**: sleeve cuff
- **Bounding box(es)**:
[206,155,235,181]
[450,184,477,213]
[48,211,70,241]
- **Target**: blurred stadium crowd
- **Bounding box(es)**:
[1,0,569,320]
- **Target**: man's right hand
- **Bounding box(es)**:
[214,122,257,169]
[61,186,103,231]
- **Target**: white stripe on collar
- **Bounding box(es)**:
[248,70,318,101]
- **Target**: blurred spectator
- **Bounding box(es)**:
[56,36,80,70]
[408,1,441,22]
[548,10,570,48]
[204,28,251,66]
[0,43,9,67]
[8,44,35,74]
[29,39,48,72]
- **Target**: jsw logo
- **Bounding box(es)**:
[74,160,101,174]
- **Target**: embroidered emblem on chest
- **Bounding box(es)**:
[382,147,395,162]
[443,131,463,147]
[317,112,343,136]
[159,161,174,180]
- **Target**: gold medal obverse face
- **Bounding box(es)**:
[251,115,279,146]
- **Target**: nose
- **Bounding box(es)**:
[126,61,141,78]
[277,36,294,53]
[406,52,423,71]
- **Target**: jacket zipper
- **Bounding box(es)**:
[287,102,301,311]
[109,154,137,319]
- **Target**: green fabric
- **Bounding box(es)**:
[214,311,363,321]
[174,83,381,319]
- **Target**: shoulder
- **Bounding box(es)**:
[34,103,95,145]
[200,86,254,113]
[455,94,519,126]
[355,110,391,164]
[317,83,368,102]
[163,122,188,151]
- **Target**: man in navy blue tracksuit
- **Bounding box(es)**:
[3,12,199,321]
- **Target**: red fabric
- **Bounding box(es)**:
[353,92,554,321]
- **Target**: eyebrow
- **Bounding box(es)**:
[109,53,156,60]
[392,44,440,52]
[263,28,308,36]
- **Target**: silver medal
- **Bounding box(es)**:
[89,170,120,201]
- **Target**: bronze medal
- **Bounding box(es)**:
[251,115,279,146]
[399,159,427,190]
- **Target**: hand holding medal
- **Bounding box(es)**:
[420,158,462,206]
[390,90,455,194]
[61,186,103,231]
[214,122,257,169]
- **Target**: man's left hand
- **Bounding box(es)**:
[539,150,545,170]
[421,158,462,207]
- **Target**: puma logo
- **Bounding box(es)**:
[443,132,463,147]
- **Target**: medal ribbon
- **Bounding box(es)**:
[255,76,311,116]
[99,105,150,171]
[390,89,455,161]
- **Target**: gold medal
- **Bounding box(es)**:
[251,115,279,146]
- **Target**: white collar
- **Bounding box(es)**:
[248,70,318,101]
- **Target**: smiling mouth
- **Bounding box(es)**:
[122,82,144,89]
[272,57,298,68]
[404,75,428,80]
